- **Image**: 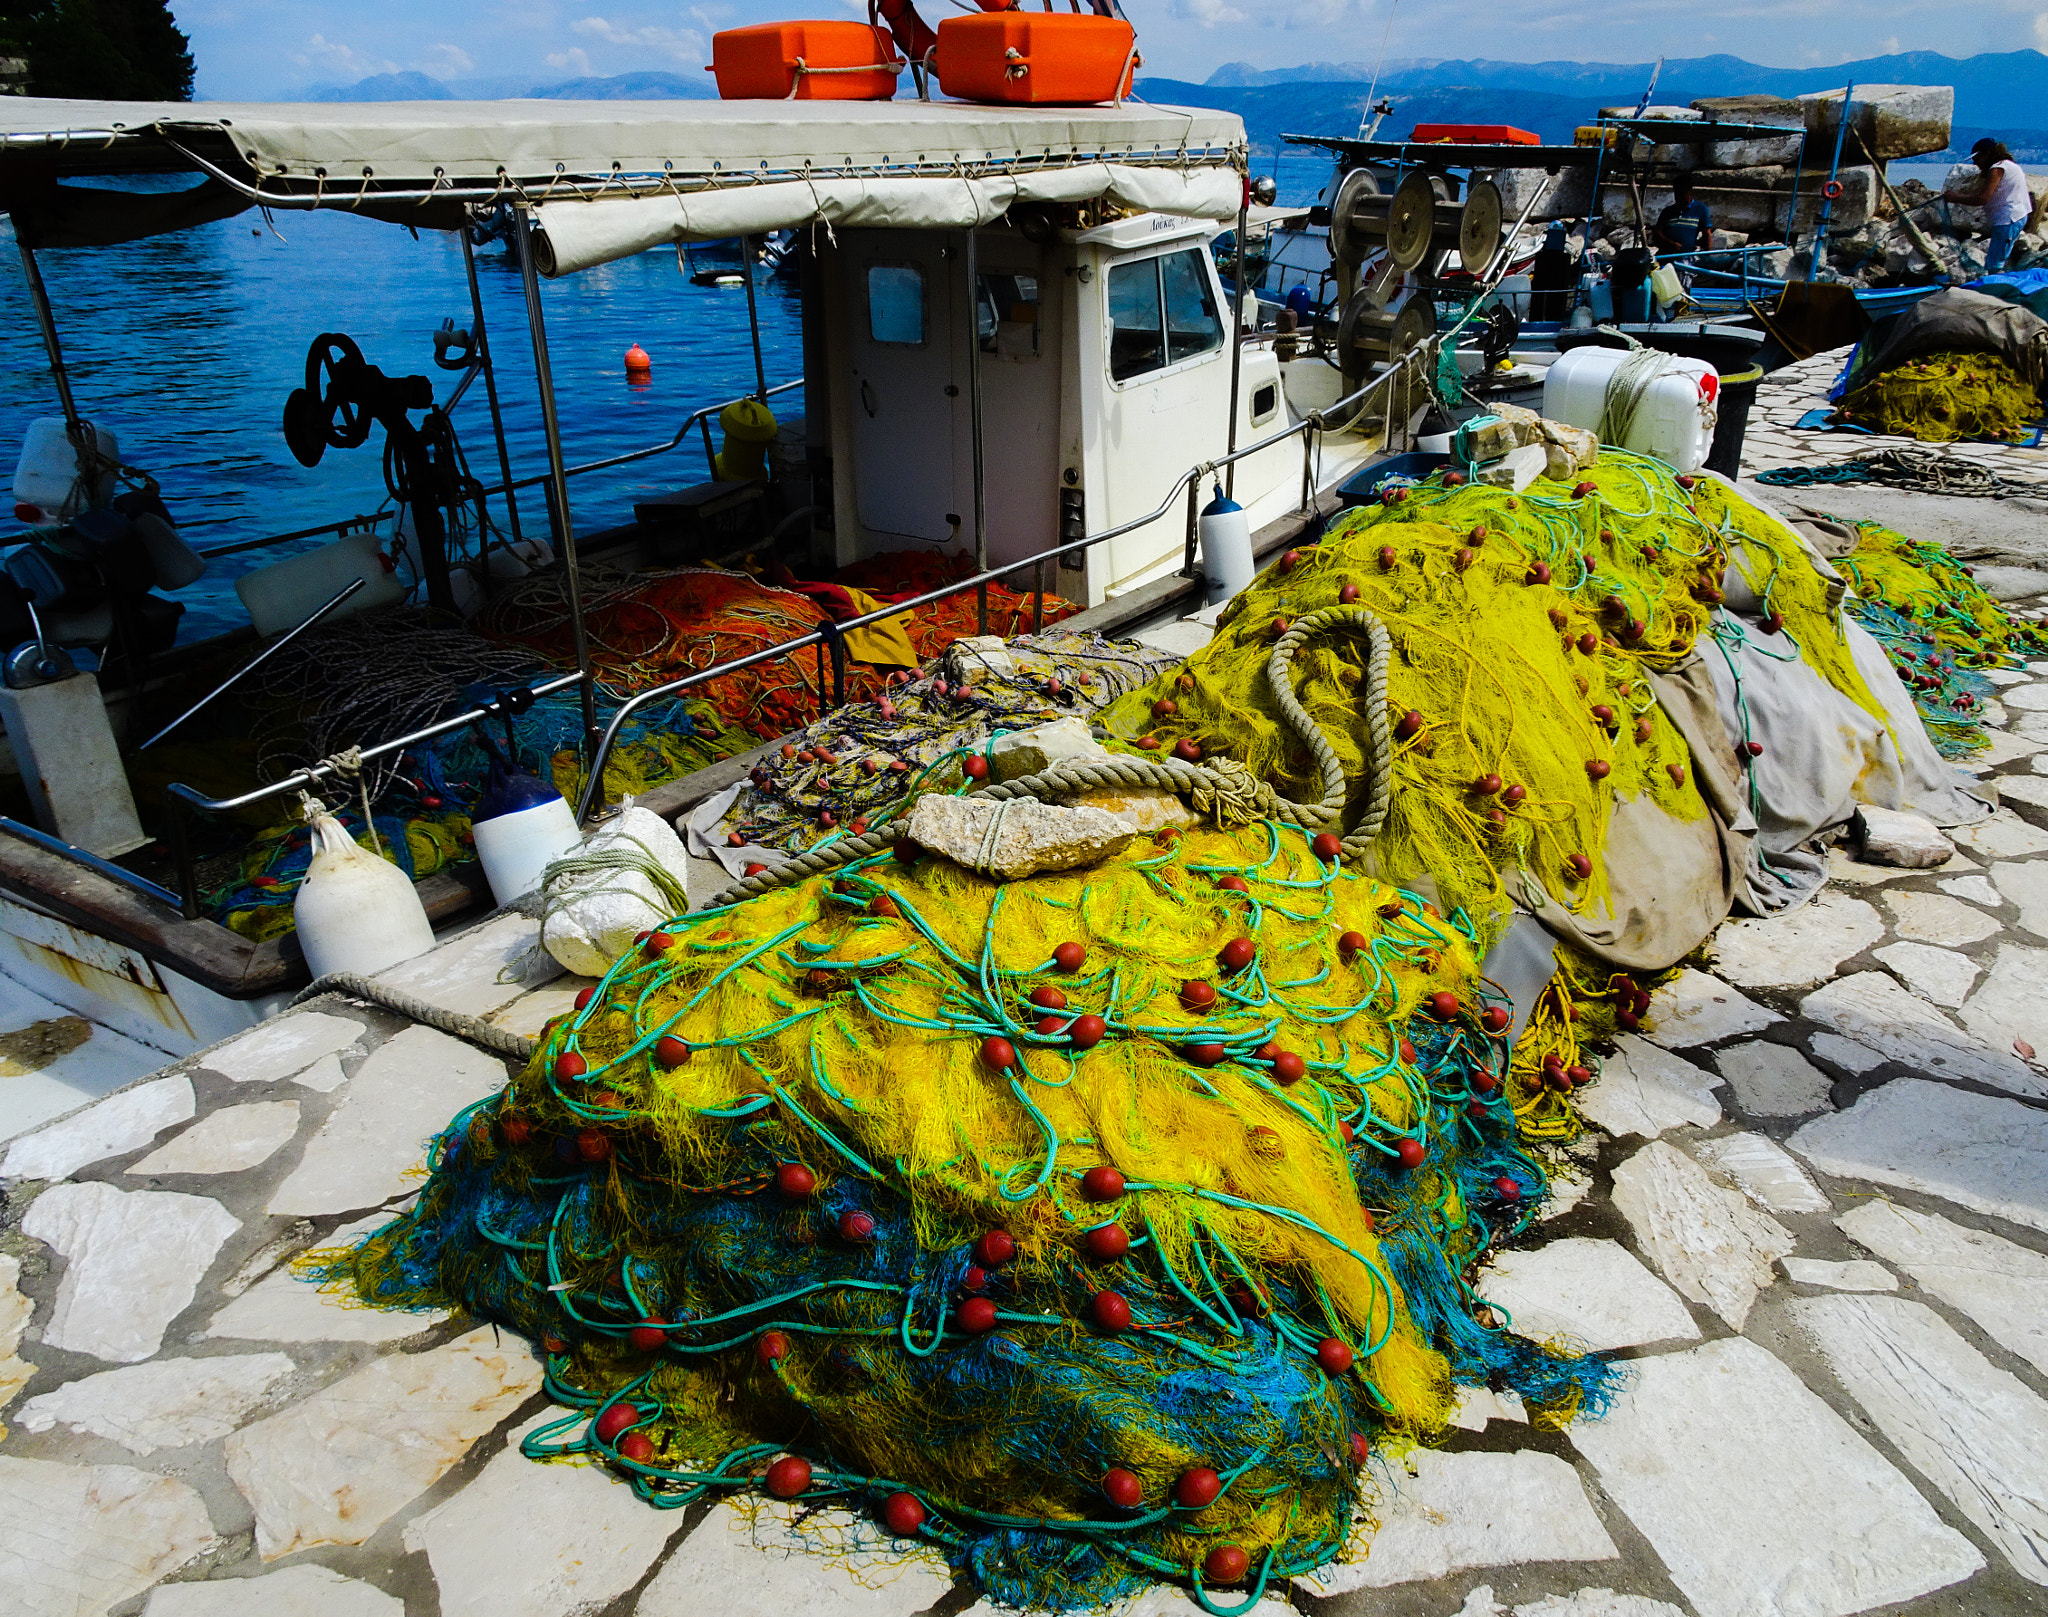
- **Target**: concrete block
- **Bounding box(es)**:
[1799,85,1954,162]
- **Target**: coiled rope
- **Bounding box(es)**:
[702,606,1395,909]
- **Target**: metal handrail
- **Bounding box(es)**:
[177,376,806,561]
[571,356,1415,823]
[160,670,586,917]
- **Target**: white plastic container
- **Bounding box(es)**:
[1541,345,1720,473]
[292,810,436,979]
[12,417,119,521]
[236,531,407,637]
[473,797,584,907]
[1199,485,1255,607]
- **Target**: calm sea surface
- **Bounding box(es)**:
[0,157,1336,646]
[0,192,805,642]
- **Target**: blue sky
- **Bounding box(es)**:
[178,0,2048,99]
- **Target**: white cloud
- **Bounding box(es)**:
[425,42,476,74]
[291,33,397,76]
[2034,10,2048,46]
[1278,0,1369,29]
[569,13,707,63]
[545,45,593,72]
[1171,0,1249,22]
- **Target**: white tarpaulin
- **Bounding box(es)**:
[531,162,1243,274]
[0,96,1240,187]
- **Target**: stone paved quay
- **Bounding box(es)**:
[12,489,2048,1617]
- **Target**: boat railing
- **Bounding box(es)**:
[145,353,1419,921]
[176,376,807,563]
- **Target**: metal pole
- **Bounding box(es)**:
[460,225,526,548]
[964,226,989,637]
[512,203,600,753]
[15,240,85,434]
[740,235,769,402]
[1810,83,1855,272]
[1224,186,1250,500]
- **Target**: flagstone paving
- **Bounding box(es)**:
[9,603,2048,1617]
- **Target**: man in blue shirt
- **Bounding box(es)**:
[1654,174,1714,259]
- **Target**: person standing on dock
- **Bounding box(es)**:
[1944,138,2031,273]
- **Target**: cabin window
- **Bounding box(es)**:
[1250,381,1279,425]
[1107,247,1223,382]
[977,271,1040,358]
[867,264,926,345]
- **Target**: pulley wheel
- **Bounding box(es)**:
[1328,167,1383,268]
[1337,291,1438,372]
[1459,178,1503,275]
[1384,170,1443,273]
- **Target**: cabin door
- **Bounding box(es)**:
[843,231,960,546]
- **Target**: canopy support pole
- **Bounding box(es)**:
[740,234,769,402]
[512,203,600,761]
[965,225,989,636]
[1224,186,1249,500]
[15,240,86,437]
[460,224,526,550]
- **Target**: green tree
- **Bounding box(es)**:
[1,0,195,100]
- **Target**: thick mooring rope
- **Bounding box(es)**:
[700,607,1397,910]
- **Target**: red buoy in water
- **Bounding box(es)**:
[624,343,652,378]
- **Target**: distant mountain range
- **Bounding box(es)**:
[1200,50,2048,129]
[309,69,712,101]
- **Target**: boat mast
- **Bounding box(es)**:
[459,224,527,551]
[511,203,600,763]
[14,239,87,441]
[964,224,989,636]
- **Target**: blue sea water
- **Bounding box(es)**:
[0,195,805,643]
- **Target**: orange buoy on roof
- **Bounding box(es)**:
[933,8,1137,105]
[710,19,902,100]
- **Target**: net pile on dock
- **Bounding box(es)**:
[1830,516,2048,758]
[1839,348,2044,444]
[1095,452,1881,931]
[477,558,1076,743]
[713,632,1176,856]
[332,819,1618,1611]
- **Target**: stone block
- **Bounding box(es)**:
[1599,170,1876,236]
[1480,1237,1699,1351]
[1611,1141,1793,1329]
[1570,1336,1982,1617]
[987,716,1107,782]
[1855,804,1953,867]
[0,1455,222,1617]
[1,1075,195,1181]
[1799,972,2040,1096]
[17,1352,296,1454]
[944,635,1014,682]
[1798,84,1954,161]
[1839,1199,2048,1377]
[905,794,1139,881]
[1062,785,1197,831]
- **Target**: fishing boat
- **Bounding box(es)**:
[0,94,1461,1060]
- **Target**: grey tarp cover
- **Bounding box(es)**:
[0,97,1245,270]
[1844,286,2048,392]
[1510,657,1754,971]
[1700,480,1991,915]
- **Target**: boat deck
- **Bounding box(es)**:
[8,521,2048,1612]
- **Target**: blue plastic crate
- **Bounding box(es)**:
[1336,452,1452,510]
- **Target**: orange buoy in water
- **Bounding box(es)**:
[624,343,652,379]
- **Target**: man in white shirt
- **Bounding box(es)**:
[1944,137,2033,272]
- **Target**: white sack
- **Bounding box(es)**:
[539,804,693,977]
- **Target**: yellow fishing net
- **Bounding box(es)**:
[1840,349,2043,444]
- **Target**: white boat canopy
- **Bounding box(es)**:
[0,97,1246,272]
